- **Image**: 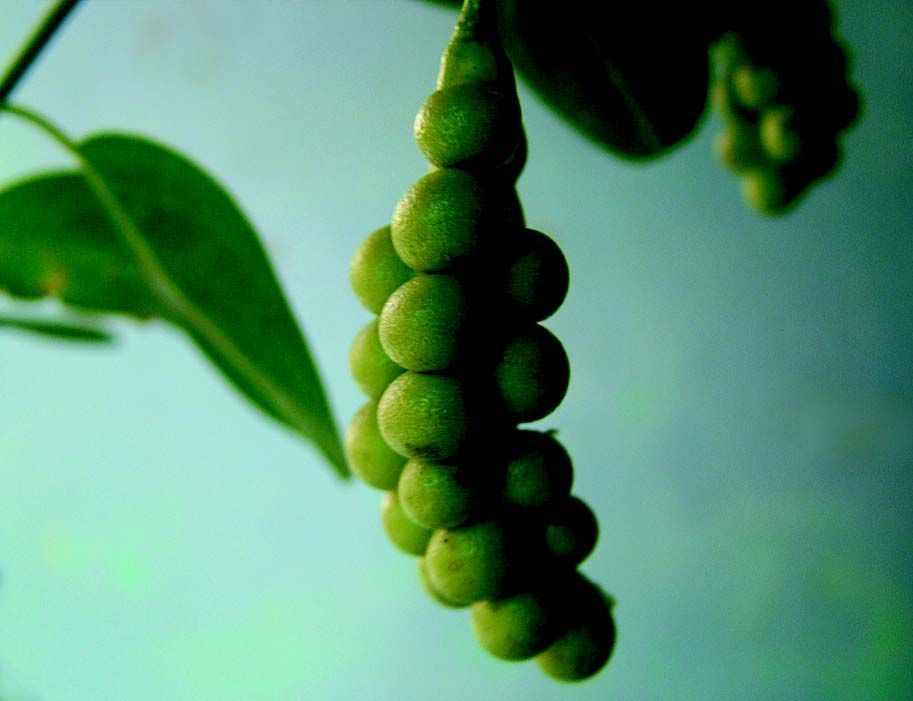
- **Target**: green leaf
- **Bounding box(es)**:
[0,172,155,314]
[496,2,713,160]
[0,132,346,477]
[0,315,113,343]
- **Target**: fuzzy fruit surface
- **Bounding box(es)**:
[503,430,574,508]
[425,520,511,605]
[350,225,413,313]
[471,588,563,660]
[391,168,499,272]
[381,491,432,556]
[415,82,522,169]
[377,372,469,461]
[350,319,404,400]
[398,459,479,530]
[494,324,570,423]
[345,401,406,490]
[502,228,569,322]
[418,556,468,609]
[536,577,616,682]
[379,274,469,372]
[545,496,599,566]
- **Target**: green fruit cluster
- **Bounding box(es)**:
[710,1,860,214]
[346,0,614,682]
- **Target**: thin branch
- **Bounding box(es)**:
[0,0,84,106]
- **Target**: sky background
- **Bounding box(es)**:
[1,1,911,699]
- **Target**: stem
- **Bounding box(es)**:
[2,103,346,477]
[0,0,83,106]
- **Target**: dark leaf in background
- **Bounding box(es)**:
[497,2,713,160]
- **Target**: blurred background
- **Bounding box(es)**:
[0,1,910,699]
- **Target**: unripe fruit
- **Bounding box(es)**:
[437,30,511,89]
[350,319,404,399]
[398,459,479,530]
[494,325,570,423]
[536,578,616,682]
[418,556,468,609]
[471,589,563,660]
[503,430,573,509]
[545,496,599,565]
[378,372,469,461]
[502,229,569,322]
[759,106,801,162]
[391,169,496,272]
[425,520,511,605]
[415,83,521,168]
[345,402,407,490]
[381,491,433,556]
[740,168,788,214]
[350,225,414,314]
[379,274,469,372]
[731,65,779,111]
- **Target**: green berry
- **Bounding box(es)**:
[350,319,404,399]
[503,430,573,509]
[414,83,521,169]
[545,496,598,565]
[494,325,570,423]
[438,38,502,88]
[425,520,511,605]
[391,169,497,272]
[471,588,563,661]
[350,225,414,314]
[536,578,616,682]
[759,106,801,162]
[502,229,569,322]
[731,65,779,111]
[381,491,432,556]
[345,402,407,490]
[418,556,468,609]
[379,274,469,372]
[377,372,469,461]
[398,459,479,530]
[741,167,789,214]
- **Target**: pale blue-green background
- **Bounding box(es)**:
[1,2,911,699]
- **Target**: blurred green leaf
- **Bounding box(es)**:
[497,2,713,160]
[0,315,112,343]
[0,172,155,314]
[0,133,346,477]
